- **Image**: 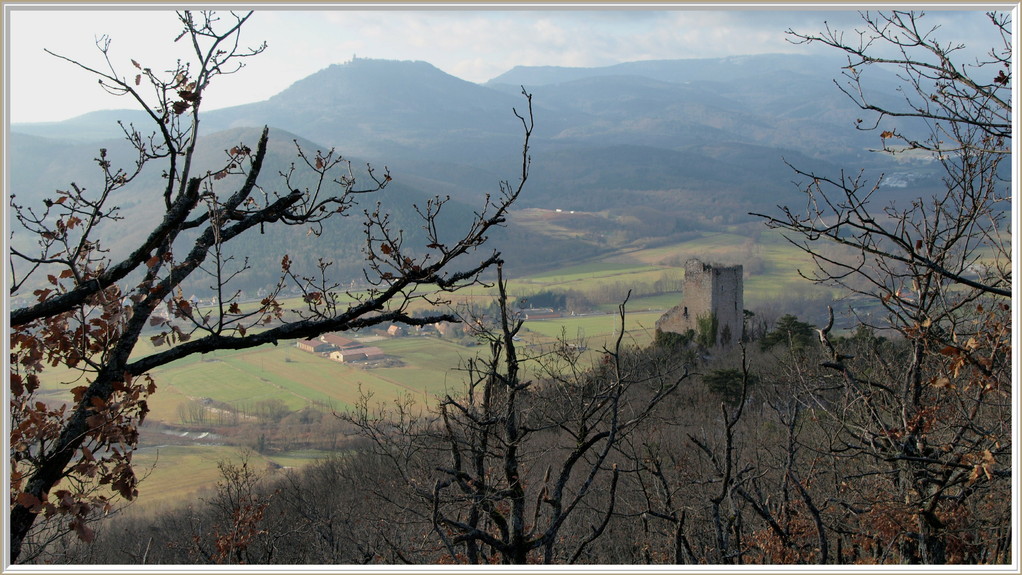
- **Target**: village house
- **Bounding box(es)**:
[330,346,386,363]
[296,338,333,353]
[321,333,360,349]
[295,332,362,354]
[434,321,454,337]
[523,308,562,320]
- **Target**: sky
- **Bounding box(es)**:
[4,4,1009,123]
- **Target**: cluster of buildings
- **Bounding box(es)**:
[295,333,385,363]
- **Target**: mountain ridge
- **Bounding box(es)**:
[9,55,945,293]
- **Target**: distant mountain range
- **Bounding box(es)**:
[9,54,947,294]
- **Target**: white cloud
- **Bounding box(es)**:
[5,6,1003,123]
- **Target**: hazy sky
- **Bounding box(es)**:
[4,4,1007,123]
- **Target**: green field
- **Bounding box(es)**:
[520,261,668,283]
[606,230,836,303]
[519,311,662,347]
[31,226,839,510]
[129,444,334,511]
[147,339,467,418]
[495,229,837,306]
[130,444,251,509]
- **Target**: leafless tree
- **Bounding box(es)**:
[344,271,690,564]
[8,11,530,562]
[749,10,1012,564]
[787,10,1010,156]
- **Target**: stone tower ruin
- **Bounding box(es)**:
[656,259,744,349]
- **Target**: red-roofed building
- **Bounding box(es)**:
[321,333,359,349]
[296,338,332,353]
[330,346,386,363]
[296,333,361,354]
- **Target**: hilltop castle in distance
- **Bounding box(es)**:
[656,259,744,349]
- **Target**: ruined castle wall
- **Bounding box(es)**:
[656,259,743,348]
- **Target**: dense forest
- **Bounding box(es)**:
[19,298,1013,564]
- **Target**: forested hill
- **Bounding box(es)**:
[10,55,947,293]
